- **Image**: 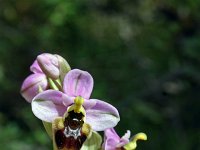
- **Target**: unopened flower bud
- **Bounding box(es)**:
[21,73,48,102]
[37,53,70,80]
[37,53,60,79]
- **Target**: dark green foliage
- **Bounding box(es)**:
[0,0,199,149]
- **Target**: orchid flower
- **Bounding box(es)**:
[21,53,70,102]
[20,53,148,150]
[31,69,120,149]
[102,128,147,150]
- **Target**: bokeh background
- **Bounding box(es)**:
[0,0,200,149]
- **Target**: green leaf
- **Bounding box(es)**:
[81,131,102,150]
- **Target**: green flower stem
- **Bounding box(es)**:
[48,78,62,91]
[54,79,62,90]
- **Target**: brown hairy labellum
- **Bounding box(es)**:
[53,111,91,150]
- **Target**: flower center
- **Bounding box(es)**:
[63,111,84,139]
[55,111,86,149]
[54,97,91,150]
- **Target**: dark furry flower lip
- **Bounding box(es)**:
[53,97,91,150]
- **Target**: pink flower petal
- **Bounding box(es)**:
[37,53,60,79]
[103,128,130,150]
[102,128,120,150]
[63,69,93,99]
[21,73,48,102]
[30,60,43,73]
[117,130,130,147]
[85,99,120,131]
[32,90,70,122]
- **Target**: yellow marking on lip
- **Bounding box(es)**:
[52,117,64,130]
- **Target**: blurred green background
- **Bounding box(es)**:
[0,0,200,149]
